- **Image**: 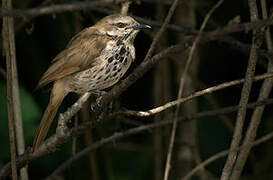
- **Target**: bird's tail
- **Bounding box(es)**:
[33,81,68,151]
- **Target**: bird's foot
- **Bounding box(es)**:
[92,90,107,97]
[90,91,109,121]
[91,90,107,111]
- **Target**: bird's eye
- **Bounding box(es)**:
[116,22,126,28]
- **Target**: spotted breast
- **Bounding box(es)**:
[66,40,135,94]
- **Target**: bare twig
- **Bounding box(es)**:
[0,0,126,17]
[230,0,273,179]
[143,0,180,63]
[108,73,273,118]
[220,0,264,179]
[192,78,234,133]
[120,1,131,15]
[2,0,18,179]
[182,131,273,180]
[164,1,224,179]
[46,99,273,179]
[56,92,91,137]
[7,2,29,178]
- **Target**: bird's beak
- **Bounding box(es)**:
[131,24,152,30]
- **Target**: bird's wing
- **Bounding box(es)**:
[37,27,110,88]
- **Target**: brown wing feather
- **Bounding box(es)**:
[37,27,110,88]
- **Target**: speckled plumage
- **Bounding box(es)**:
[33,14,150,151]
[66,40,134,93]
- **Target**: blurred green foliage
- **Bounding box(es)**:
[0,82,41,160]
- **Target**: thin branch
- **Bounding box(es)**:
[2,0,18,179]
[108,73,273,118]
[182,131,273,180]
[142,0,180,63]
[230,1,273,179]
[164,1,224,179]
[0,0,126,17]
[120,1,132,15]
[56,92,91,136]
[46,99,273,179]
[220,0,264,179]
[8,4,29,180]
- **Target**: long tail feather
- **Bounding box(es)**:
[33,81,68,151]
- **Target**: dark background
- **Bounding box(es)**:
[1,0,273,179]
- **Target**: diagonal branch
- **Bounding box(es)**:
[108,73,273,118]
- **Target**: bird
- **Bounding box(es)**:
[33,14,151,151]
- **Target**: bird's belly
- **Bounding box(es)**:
[67,47,132,94]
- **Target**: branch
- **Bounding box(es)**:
[2,0,19,179]
[120,1,132,15]
[0,0,126,17]
[56,92,91,136]
[220,0,264,179]
[3,1,28,178]
[109,73,273,118]
[230,1,273,179]
[46,98,273,179]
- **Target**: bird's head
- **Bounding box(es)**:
[94,14,151,42]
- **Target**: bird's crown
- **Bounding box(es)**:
[94,14,150,42]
